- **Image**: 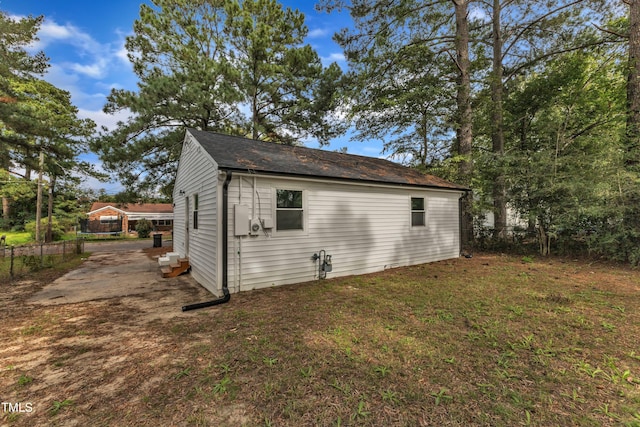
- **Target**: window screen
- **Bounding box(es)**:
[276,190,303,230]
[193,194,199,230]
[411,197,425,227]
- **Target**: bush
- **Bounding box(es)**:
[24,217,65,241]
[135,218,153,238]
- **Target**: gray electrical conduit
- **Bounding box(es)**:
[182,171,233,311]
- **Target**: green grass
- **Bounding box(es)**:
[3,254,640,426]
[78,233,150,242]
[0,231,32,246]
[173,255,640,426]
[49,399,73,416]
[0,230,152,245]
[0,251,89,282]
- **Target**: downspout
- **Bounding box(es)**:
[181,171,232,311]
[459,194,464,255]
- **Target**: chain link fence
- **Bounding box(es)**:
[0,238,85,281]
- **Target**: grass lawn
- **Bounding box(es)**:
[0,231,32,246]
[1,253,639,426]
[0,230,152,247]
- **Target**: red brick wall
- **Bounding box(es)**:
[88,208,129,232]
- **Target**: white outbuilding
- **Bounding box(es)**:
[172,129,468,302]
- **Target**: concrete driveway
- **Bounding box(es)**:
[29,239,182,305]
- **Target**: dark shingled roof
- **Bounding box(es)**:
[188,129,468,191]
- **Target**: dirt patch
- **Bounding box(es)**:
[1,244,213,425]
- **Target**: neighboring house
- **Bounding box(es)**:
[173,129,468,297]
[85,202,174,234]
[481,206,529,234]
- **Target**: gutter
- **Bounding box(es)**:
[181,171,233,311]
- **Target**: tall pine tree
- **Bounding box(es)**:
[94,0,344,193]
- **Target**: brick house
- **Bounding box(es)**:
[86,202,174,234]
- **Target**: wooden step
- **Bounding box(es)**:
[161,258,190,278]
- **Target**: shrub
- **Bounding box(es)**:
[24,217,65,241]
[135,218,153,238]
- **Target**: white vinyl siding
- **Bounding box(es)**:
[172,133,219,295]
[227,175,461,292]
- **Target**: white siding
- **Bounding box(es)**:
[227,174,462,292]
[172,133,219,295]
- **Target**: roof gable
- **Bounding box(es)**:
[89,202,173,215]
[187,129,467,191]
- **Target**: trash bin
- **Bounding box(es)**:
[153,233,162,248]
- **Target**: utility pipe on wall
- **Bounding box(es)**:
[182,171,233,311]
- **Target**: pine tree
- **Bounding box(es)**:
[321,0,474,241]
[94,0,344,192]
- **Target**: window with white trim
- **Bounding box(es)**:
[193,194,199,230]
[276,189,303,231]
[411,197,425,227]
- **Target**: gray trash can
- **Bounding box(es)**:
[153,233,162,248]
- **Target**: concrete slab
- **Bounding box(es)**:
[29,249,175,305]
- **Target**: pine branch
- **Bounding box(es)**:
[504,39,620,82]
[593,23,628,40]
[502,0,585,60]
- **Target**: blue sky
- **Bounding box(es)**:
[3,0,384,193]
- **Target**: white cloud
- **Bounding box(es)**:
[308,28,330,38]
[326,52,345,61]
[321,52,345,66]
[18,15,129,83]
[113,29,134,65]
[70,60,108,79]
[468,6,489,23]
[36,18,102,53]
[115,44,130,64]
[79,174,123,194]
[78,108,132,132]
[37,20,75,41]
[41,64,110,110]
[11,15,138,120]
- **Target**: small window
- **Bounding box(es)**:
[276,189,303,230]
[411,197,425,227]
[193,194,199,230]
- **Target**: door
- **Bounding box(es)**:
[184,196,190,256]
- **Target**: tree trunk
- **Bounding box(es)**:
[46,176,55,243]
[623,0,640,260]
[491,0,507,239]
[537,223,549,256]
[35,150,44,243]
[627,0,640,168]
[252,94,259,140]
[453,0,474,247]
[252,63,260,140]
[1,196,9,224]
